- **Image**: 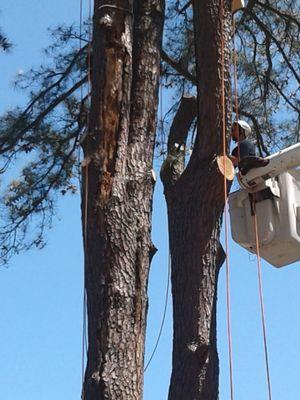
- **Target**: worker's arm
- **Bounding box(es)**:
[229,154,239,167]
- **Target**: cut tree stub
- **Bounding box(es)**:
[216,155,235,181]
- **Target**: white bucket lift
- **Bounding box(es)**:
[238,143,300,192]
[228,143,300,267]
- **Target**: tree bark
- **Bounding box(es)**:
[163,1,233,399]
[81,1,164,399]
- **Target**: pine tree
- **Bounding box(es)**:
[0,1,299,398]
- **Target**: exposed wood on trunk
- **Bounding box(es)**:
[81,1,164,399]
[163,1,233,399]
[216,155,235,181]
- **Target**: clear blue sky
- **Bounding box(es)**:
[1,2,300,399]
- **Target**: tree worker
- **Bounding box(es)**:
[230,120,269,175]
[230,120,255,165]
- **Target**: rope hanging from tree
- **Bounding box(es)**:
[221,3,273,399]
[232,17,241,161]
[79,0,92,398]
[144,250,171,373]
[143,78,172,373]
[220,1,235,399]
[252,198,273,400]
[232,9,273,400]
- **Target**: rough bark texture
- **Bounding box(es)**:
[162,1,233,399]
[81,1,164,399]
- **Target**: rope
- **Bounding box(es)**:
[220,1,235,399]
[232,18,239,122]
[252,198,273,400]
[144,250,171,373]
[79,0,86,389]
[87,0,92,112]
[232,16,241,162]
[190,119,197,150]
[159,80,166,159]
[232,11,273,398]
[82,167,89,382]
[80,0,93,397]
[144,78,170,373]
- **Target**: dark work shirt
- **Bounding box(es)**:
[232,139,256,159]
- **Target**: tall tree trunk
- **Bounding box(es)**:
[163,1,233,399]
[81,1,164,399]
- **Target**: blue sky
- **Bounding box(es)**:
[1,2,300,399]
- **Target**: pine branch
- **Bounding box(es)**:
[161,49,197,85]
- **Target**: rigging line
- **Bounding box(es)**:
[82,167,89,389]
[78,0,84,181]
[81,0,93,396]
[79,0,84,104]
[84,0,93,342]
[84,0,93,336]
[220,1,235,400]
[87,0,93,111]
[232,10,272,400]
[252,199,273,400]
[232,17,239,121]
[191,118,197,150]
[79,0,87,389]
[143,63,169,374]
[160,79,166,160]
[232,16,241,162]
[78,0,84,190]
[144,250,171,373]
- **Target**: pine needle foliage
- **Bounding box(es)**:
[0,2,299,263]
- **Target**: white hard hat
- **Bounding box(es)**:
[234,120,251,137]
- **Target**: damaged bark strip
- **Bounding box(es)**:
[81,1,164,399]
[164,1,232,399]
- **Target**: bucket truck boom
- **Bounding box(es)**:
[239,142,300,192]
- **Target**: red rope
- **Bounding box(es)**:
[232,17,241,162]
[87,0,92,112]
[220,1,235,399]
[233,9,273,398]
[232,18,239,122]
[223,5,273,400]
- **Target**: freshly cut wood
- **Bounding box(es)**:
[216,155,235,181]
[232,0,245,13]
